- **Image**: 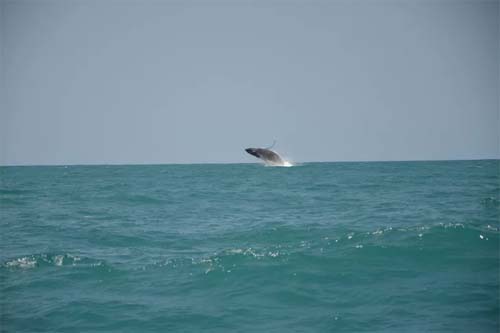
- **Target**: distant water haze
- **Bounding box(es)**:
[1,0,498,165]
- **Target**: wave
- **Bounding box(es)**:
[88,223,498,276]
[2,253,106,270]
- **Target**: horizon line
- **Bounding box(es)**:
[1,157,499,168]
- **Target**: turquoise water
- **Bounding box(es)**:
[1,160,499,332]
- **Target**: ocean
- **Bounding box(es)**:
[1,160,499,332]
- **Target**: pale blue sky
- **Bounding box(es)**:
[1,0,499,165]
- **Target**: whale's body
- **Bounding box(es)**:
[245,147,285,166]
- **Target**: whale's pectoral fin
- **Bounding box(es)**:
[265,140,276,150]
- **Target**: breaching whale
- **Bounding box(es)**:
[245,147,286,166]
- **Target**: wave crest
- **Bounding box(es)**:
[3,253,104,269]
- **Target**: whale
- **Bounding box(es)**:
[245,147,286,166]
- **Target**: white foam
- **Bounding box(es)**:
[268,251,279,257]
[263,158,295,167]
[54,255,64,266]
[6,257,37,268]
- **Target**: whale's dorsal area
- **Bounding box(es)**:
[245,147,286,166]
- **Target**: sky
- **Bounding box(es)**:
[1,0,499,165]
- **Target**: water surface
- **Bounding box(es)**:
[1,160,499,332]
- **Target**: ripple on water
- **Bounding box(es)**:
[2,253,104,269]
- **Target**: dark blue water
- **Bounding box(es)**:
[1,161,499,332]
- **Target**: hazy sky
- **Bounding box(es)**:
[1,0,499,165]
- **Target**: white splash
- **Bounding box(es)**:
[6,257,37,268]
[263,158,295,167]
[54,255,64,266]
